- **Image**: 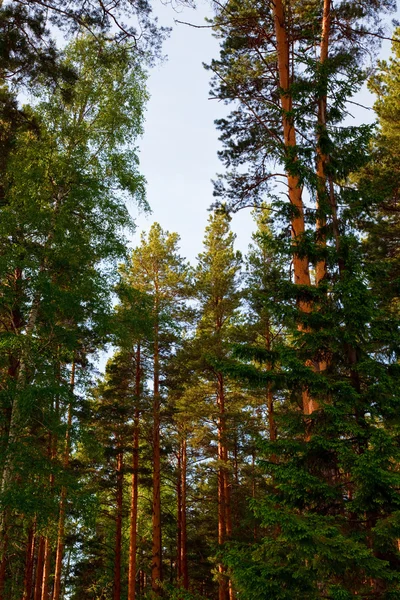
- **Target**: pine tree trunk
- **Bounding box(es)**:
[34,537,46,600]
[272,0,310,294]
[176,445,182,583]
[41,537,51,600]
[52,361,75,600]
[315,0,331,285]
[180,438,188,590]
[316,0,343,275]
[217,373,229,600]
[23,521,36,600]
[114,447,124,600]
[128,345,141,600]
[52,487,67,600]
[151,320,162,594]
[42,427,56,600]
[273,0,319,418]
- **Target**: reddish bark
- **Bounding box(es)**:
[315,0,332,285]
[23,522,36,600]
[176,445,182,583]
[52,360,75,600]
[34,537,45,600]
[128,344,141,600]
[273,0,311,295]
[273,0,319,417]
[217,373,230,600]
[180,438,188,590]
[41,537,51,600]
[151,320,162,594]
[41,432,56,600]
[113,447,124,600]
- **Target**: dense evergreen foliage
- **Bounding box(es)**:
[0,1,399,599]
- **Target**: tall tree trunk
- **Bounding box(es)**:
[23,521,36,600]
[128,345,141,600]
[176,445,182,583]
[52,361,75,600]
[151,320,162,594]
[113,447,123,600]
[272,0,318,417]
[42,425,57,600]
[180,438,188,590]
[41,537,51,600]
[34,537,46,600]
[315,0,344,277]
[272,0,310,294]
[315,0,331,285]
[217,373,229,600]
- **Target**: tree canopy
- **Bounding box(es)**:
[0,2,399,600]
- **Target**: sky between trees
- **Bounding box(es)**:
[136,0,396,262]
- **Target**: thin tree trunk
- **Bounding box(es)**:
[176,444,182,583]
[180,438,188,590]
[113,447,123,600]
[128,344,141,600]
[52,361,75,600]
[23,520,36,600]
[151,319,162,594]
[42,425,57,600]
[315,0,331,285]
[34,537,45,600]
[217,373,229,600]
[41,537,51,600]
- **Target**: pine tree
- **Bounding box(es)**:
[194,210,242,600]
[121,223,190,595]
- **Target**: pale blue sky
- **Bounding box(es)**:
[131,0,255,262]
[130,0,397,263]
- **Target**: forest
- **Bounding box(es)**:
[0,1,400,599]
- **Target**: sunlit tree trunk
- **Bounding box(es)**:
[151,317,162,594]
[128,344,141,600]
[41,536,52,600]
[315,0,332,285]
[217,373,230,600]
[177,445,182,583]
[180,438,188,590]
[42,423,57,600]
[34,537,46,600]
[52,361,75,600]
[272,0,318,417]
[113,446,124,600]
